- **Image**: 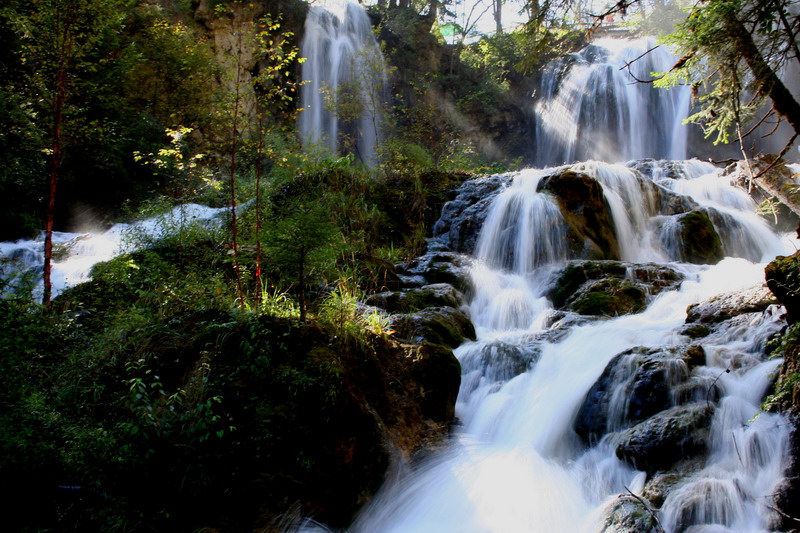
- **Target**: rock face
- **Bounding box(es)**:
[548,260,683,318]
[537,170,621,259]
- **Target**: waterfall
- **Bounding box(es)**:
[335,160,795,533]
[298,0,387,168]
[533,38,692,166]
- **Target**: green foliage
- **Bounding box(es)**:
[654,0,800,144]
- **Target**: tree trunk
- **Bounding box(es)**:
[494,0,503,34]
[725,14,800,138]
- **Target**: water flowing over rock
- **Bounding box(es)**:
[533,38,692,166]
[298,0,387,167]
[329,158,796,533]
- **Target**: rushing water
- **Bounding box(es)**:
[298,0,387,167]
[0,203,225,300]
[533,38,692,166]
[296,160,795,533]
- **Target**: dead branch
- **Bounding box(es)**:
[623,486,666,533]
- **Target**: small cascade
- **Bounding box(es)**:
[0,204,225,299]
[339,159,795,533]
[298,0,387,167]
[533,38,692,166]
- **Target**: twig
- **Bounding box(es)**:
[765,503,800,524]
[707,368,731,410]
[624,486,666,533]
[752,133,799,181]
[741,109,776,139]
[731,431,744,466]
[619,46,664,84]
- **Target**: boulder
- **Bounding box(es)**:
[396,250,473,293]
[686,284,778,324]
[390,306,476,349]
[365,283,467,314]
[597,494,659,533]
[537,170,620,259]
[408,342,462,423]
[615,403,714,473]
[548,261,682,317]
[576,346,695,443]
[673,210,724,265]
[766,251,800,324]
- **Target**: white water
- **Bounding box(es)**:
[534,38,692,166]
[0,203,225,299]
[331,161,795,533]
[298,0,387,167]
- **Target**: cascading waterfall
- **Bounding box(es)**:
[327,160,795,533]
[533,38,692,166]
[298,0,387,167]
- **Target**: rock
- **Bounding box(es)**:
[408,342,462,423]
[548,261,683,317]
[673,210,724,265]
[727,154,800,231]
[615,403,715,473]
[766,251,800,324]
[432,174,510,254]
[396,250,473,292]
[686,284,778,324]
[642,458,705,509]
[576,347,694,443]
[597,494,659,533]
[537,170,620,259]
[365,283,467,313]
[390,306,476,349]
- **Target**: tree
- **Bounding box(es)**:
[4,0,127,306]
[603,0,800,155]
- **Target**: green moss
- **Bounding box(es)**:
[678,210,724,264]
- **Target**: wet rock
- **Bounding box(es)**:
[365,283,466,313]
[548,261,682,317]
[615,402,715,473]
[674,210,724,265]
[390,306,476,349]
[459,340,533,382]
[537,170,620,259]
[642,458,705,509]
[766,251,800,324]
[576,347,694,443]
[432,174,510,254]
[597,494,659,533]
[407,342,462,423]
[686,284,778,324]
[396,250,473,292]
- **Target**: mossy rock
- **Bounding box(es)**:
[569,279,646,316]
[537,170,620,260]
[390,306,476,348]
[766,250,800,324]
[676,210,724,264]
[365,283,466,313]
[598,494,659,533]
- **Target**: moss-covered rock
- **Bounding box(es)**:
[365,283,466,313]
[548,260,682,317]
[685,284,778,324]
[537,170,620,259]
[675,209,724,264]
[390,306,476,349]
[597,494,659,533]
[766,250,800,324]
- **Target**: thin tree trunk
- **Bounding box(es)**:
[254,120,264,306]
[229,33,245,306]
